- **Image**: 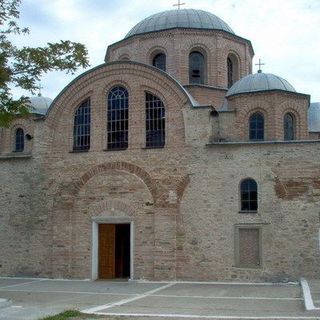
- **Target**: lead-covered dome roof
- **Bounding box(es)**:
[125,9,234,39]
[29,96,52,115]
[226,72,296,97]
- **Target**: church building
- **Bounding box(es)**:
[1,8,320,282]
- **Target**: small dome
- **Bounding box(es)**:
[226,72,296,97]
[29,96,52,115]
[125,9,234,39]
[308,102,320,132]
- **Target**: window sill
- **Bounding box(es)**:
[0,153,32,160]
[232,264,262,270]
[207,139,320,146]
[238,210,258,214]
[70,149,89,153]
[142,146,165,150]
[103,148,128,152]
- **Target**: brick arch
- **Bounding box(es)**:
[47,62,189,120]
[147,46,168,65]
[44,62,190,148]
[226,51,241,86]
[50,161,155,278]
[89,199,137,217]
[75,161,157,202]
[278,106,302,139]
[235,104,270,140]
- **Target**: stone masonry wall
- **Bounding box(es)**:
[0,60,319,282]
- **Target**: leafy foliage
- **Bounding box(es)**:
[39,310,84,320]
[0,0,89,126]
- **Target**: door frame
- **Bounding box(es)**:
[91,216,134,280]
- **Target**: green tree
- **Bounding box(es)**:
[0,0,89,126]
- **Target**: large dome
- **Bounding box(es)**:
[226,72,296,97]
[125,9,234,39]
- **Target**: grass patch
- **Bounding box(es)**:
[39,310,84,320]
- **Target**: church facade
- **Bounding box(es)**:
[1,9,320,282]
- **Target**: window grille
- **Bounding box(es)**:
[227,57,233,88]
[152,53,166,71]
[240,179,258,211]
[249,112,264,140]
[189,51,205,84]
[107,86,128,150]
[145,92,165,148]
[73,99,91,151]
[15,128,24,152]
[284,113,295,140]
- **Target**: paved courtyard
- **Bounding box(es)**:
[1,278,320,319]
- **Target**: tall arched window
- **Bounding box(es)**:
[240,178,258,212]
[227,53,239,88]
[189,51,205,84]
[146,92,165,148]
[73,98,91,151]
[284,112,295,141]
[152,53,166,71]
[249,112,264,140]
[227,57,233,88]
[107,86,129,150]
[15,128,24,152]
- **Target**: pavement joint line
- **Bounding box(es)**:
[0,288,136,296]
[0,279,46,289]
[82,282,175,314]
[300,278,320,311]
[92,312,320,319]
[135,280,299,286]
[151,294,303,301]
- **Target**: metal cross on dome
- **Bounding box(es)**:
[255,58,265,73]
[173,0,186,9]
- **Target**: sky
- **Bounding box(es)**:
[11,0,320,102]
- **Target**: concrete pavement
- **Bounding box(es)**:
[0,278,320,319]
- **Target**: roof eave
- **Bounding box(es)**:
[226,89,310,99]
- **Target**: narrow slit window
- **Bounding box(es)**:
[107,86,129,150]
[73,99,91,151]
[284,112,295,141]
[189,51,205,84]
[15,128,24,152]
[146,92,165,148]
[227,57,233,88]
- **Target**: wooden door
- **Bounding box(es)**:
[98,224,115,279]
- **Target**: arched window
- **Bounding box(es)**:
[152,53,166,71]
[284,112,295,141]
[146,92,165,148]
[227,53,239,88]
[73,98,91,151]
[249,112,264,140]
[227,57,233,88]
[189,51,205,84]
[107,86,129,150]
[15,128,24,152]
[240,178,258,212]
